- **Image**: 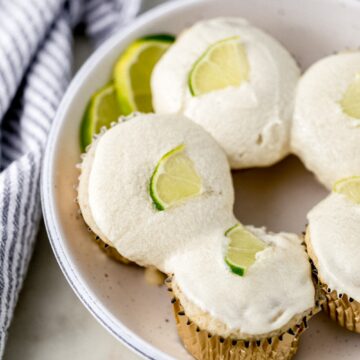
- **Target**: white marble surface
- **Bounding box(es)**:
[4,1,165,358]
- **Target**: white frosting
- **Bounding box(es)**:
[86,113,234,273]
[308,192,360,301]
[81,113,314,335]
[170,226,315,335]
[151,17,300,168]
[291,52,360,189]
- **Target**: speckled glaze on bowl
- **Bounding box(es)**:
[41,0,360,359]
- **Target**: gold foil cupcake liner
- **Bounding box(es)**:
[305,229,360,333]
[320,283,360,333]
[310,261,360,333]
[92,232,131,264]
[165,277,314,360]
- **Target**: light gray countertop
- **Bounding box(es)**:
[4,224,139,360]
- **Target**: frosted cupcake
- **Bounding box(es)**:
[291,51,360,189]
[167,224,316,359]
[306,176,360,332]
[78,113,234,272]
[78,113,317,358]
[151,17,300,169]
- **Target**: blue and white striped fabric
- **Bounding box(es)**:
[0,0,141,356]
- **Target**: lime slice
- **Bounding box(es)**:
[113,34,175,115]
[189,36,250,96]
[333,176,360,204]
[80,84,122,152]
[149,144,203,211]
[340,73,360,119]
[225,224,266,276]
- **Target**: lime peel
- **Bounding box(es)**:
[149,144,203,211]
[114,35,175,115]
[189,36,250,96]
[80,84,122,152]
[225,223,267,276]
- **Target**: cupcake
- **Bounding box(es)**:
[291,51,360,189]
[166,224,317,359]
[77,113,234,273]
[151,17,300,169]
[306,176,360,332]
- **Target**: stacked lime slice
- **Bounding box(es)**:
[340,73,360,119]
[80,34,175,150]
[149,144,203,210]
[114,34,175,115]
[333,176,360,204]
[225,224,266,276]
[80,84,121,152]
[189,36,250,96]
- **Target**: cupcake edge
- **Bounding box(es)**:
[93,230,132,264]
[305,228,360,333]
[83,211,168,286]
[166,276,317,360]
[77,119,132,264]
[77,114,166,285]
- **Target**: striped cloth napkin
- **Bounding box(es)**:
[0,0,141,355]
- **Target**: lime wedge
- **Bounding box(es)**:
[189,36,250,96]
[113,34,175,115]
[225,224,266,276]
[80,84,122,152]
[333,176,360,204]
[149,144,203,211]
[340,73,360,119]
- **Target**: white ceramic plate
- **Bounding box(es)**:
[41,0,360,358]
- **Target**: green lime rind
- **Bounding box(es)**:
[224,223,240,237]
[81,34,176,151]
[113,34,175,115]
[80,99,93,152]
[224,223,266,277]
[188,36,240,96]
[225,258,245,276]
[141,33,175,43]
[80,84,122,152]
[188,36,248,97]
[149,144,185,211]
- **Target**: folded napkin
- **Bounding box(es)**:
[0,0,141,355]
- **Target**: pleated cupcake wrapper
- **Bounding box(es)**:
[305,228,360,333]
[165,277,314,360]
[310,259,360,333]
[76,188,131,264]
[321,284,360,332]
[92,232,131,264]
[75,195,131,264]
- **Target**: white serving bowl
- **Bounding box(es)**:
[42,0,360,359]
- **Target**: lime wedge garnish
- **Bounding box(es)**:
[225,224,266,276]
[113,34,175,115]
[149,144,203,211]
[80,84,122,151]
[189,36,250,96]
[340,73,360,119]
[333,176,360,203]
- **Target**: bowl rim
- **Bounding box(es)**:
[41,0,360,358]
[41,0,205,359]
